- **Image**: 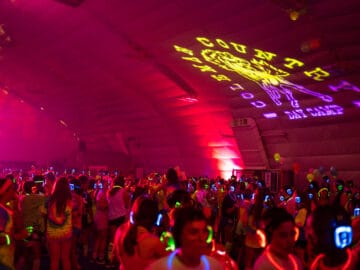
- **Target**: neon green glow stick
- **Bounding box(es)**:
[160,231,176,251]
[206,225,213,244]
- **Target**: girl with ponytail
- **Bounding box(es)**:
[113,195,168,270]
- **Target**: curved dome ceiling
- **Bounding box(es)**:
[0,0,359,180]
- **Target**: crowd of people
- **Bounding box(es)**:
[0,166,359,270]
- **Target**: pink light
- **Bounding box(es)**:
[263,112,278,119]
[161,88,244,176]
[251,101,266,108]
[59,120,68,127]
[0,91,77,162]
[212,148,239,159]
[294,227,300,241]
[216,158,242,179]
[208,142,232,147]
[256,230,266,248]
[178,96,199,103]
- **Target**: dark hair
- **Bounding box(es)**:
[109,176,125,196]
[78,175,88,183]
[199,179,208,189]
[33,175,45,183]
[78,175,89,191]
[122,196,159,256]
[311,205,351,254]
[296,191,310,211]
[251,188,266,228]
[239,182,246,192]
[114,176,125,187]
[262,207,295,244]
[166,168,178,184]
[48,177,72,216]
[131,186,147,204]
[229,180,237,189]
[5,174,14,181]
[23,180,35,194]
[167,189,192,209]
[70,178,81,195]
[335,179,345,191]
[332,179,346,207]
[172,207,207,248]
[46,172,56,182]
[308,180,319,191]
[243,188,253,200]
[88,179,96,190]
[0,178,8,190]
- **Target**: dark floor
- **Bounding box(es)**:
[38,254,118,270]
[28,233,118,270]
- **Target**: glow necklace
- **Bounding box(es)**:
[265,247,298,270]
[166,251,210,270]
[310,248,352,270]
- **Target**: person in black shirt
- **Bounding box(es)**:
[219,182,240,254]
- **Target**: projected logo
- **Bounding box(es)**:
[174,37,359,120]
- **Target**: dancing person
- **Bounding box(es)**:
[147,207,223,270]
[113,195,168,269]
[91,180,109,264]
[45,177,73,270]
[253,207,303,270]
[107,176,131,265]
[307,205,359,269]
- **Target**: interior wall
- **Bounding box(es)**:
[0,92,77,168]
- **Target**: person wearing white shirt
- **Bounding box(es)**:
[147,207,223,270]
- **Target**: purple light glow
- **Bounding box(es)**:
[241,92,254,99]
[329,80,360,92]
[353,101,360,108]
[263,113,278,119]
[285,104,344,120]
[251,101,266,108]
